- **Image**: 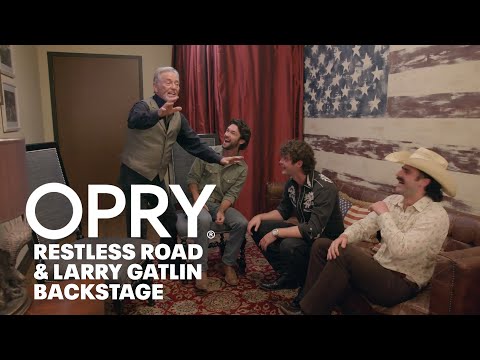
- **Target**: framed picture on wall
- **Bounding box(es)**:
[0,45,15,78]
[2,83,20,132]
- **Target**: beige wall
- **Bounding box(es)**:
[1,45,44,143]
[36,45,172,141]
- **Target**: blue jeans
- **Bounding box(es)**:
[176,201,247,271]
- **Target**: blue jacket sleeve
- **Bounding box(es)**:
[176,115,222,164]
[127,101,160,129]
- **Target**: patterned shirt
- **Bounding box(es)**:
[343,195,449,288]
[276,171,344,242]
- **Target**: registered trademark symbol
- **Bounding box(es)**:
[206,230,216,239]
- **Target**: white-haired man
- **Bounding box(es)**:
[119,66,242,250]
[280,147,457,315]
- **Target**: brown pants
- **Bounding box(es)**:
[300,238,419,315]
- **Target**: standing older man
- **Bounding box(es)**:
[280,147,457,315]
[119,67,242,251]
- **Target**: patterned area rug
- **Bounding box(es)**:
[115,238,298,315]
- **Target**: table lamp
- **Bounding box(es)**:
[0,138,32,315]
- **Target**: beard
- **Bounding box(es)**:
[222,140,238,150]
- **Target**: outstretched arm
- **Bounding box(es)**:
[176,116,222,163]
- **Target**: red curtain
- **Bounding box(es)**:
[173,45,304,219]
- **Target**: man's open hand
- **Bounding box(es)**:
[220,156,244,165]
[158,98,182,117]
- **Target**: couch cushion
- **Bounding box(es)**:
[370,285,431,315]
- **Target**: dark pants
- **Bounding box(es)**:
[119,164,177,248]
[251,220,311,286]
[300,238,420,315]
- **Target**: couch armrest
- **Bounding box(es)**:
[429,247,480,314]
[265,182,285,211]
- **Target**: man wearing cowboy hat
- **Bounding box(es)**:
[279,147,457,315]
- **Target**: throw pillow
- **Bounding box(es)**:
[339,191,373,209]
[339,197,352,218]
[343,205,371,229]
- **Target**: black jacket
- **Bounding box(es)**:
[276,170,344,242]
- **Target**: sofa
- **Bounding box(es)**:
[266,180,480,315]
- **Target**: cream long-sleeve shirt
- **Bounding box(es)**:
[343,195,449,288]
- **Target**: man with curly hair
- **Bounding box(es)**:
[248,140,344,302]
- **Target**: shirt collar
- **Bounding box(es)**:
[153,94,166,108]
[303,171,315,190]
[392,195,433,212]
[212,145,223,155]
[213,145,245,168]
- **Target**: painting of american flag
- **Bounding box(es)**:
[304,45,389,118]
[303,45,480,216]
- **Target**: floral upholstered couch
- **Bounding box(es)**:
[265,180,480,315]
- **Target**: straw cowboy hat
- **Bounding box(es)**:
[385,147,457,197]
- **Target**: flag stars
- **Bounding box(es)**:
[318,53,326,65]
[351,70,361,84]
[349,98,359,112]
[359,82,369,96]
[304,45,389,117]
[372,66,383,81]
[304,78,311,90]
[334,48,342,61]
[352,45,361,57]
[304,102,310,114]
[331,74,341,87]
[324,87,332,99]
[369,95,381,111]
[332,98,341,111]
[362,53,372,70]
[325,61,334,74]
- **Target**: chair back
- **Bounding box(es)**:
[25,142,81,245]
[171,134,218,201]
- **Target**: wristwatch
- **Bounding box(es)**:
[272,228,279,238]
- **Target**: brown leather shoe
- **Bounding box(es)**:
[278,301,304,315]
[224,264,239,286]
[195,271,209,292]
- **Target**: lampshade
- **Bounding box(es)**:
[0,138,28,223]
